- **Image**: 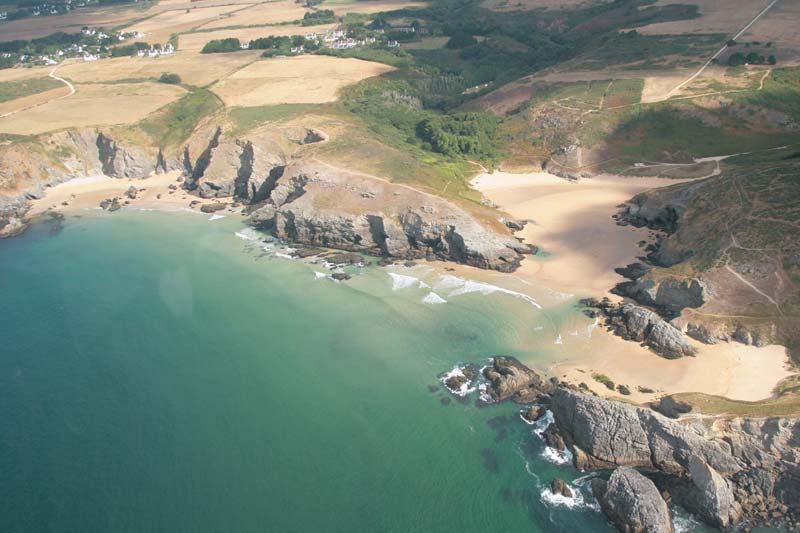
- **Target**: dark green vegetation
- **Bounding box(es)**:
[201,37,241,53]
[0,77,63,103]
[158,72,182,84]
[302,8,336,25]
[252,35,320,56]
[110,41,149,57]
[139,88,221,147]
[325,0,710,166]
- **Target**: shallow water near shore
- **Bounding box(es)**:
[1,210,716,532]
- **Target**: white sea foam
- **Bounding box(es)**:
[314,272,327,280]
[388,272,422,290]
[422,292,447,304]
[587,317,600,337]
[436,275,542,309]
[274,252,293,259]
[673,511,703,533]
[531,410,555,436]
[234,228,262,242]
[554,334,563,345]
[540,485,600,511]
[208,214,225,221]
[439,366,475,396]
[541,446,573,465]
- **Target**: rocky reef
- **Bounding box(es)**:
[592,467,674,533]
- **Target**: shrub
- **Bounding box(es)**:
[201,38,241,53]
[445,31,478,49]
[158,72,182,84]
[592,373,615,390]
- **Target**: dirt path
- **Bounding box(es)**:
[656,0,780,102]
[0,66,75,120]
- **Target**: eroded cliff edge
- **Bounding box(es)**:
[0,125,533,272]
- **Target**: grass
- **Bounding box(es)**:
[0,77,63,103]
[670,387,800,416]
[228,103,328,133]
[592,373,615,390]
[139,88,222,148]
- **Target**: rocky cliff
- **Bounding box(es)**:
[243,162,533,272]
[549,387,799,530]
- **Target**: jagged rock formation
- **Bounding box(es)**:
[481,356,551,402]
[246,162,533,272]
[549,387,799,530]
[584,299,696,359]
[613,277,706,319]
[0,128,166,237]
[591,467,674,533]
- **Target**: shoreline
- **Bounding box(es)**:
[24,169,795,403]
[25,171,246,220]
[471,170,794,404]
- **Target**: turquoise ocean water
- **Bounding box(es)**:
[0,209,710,532]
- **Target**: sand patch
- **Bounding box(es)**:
[0,82,185,135]
[178,24,334,51]
[471,169,793,402]
[26,171,239,217]
[211,55,394,106]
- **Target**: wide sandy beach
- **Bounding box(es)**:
[472,170,793,403]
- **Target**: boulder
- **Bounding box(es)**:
[605,303,696,359]
[551,478,573,498]
[481,356,551,403]
[592,467,674,533]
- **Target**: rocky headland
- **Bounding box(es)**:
[0,125,533,272]
[440,357,800,532]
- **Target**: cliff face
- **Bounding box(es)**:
[0,124,530,272]
[0,128,165,237]
[244,162,533,272]
[613,158,800,355]
[549,387,799,529]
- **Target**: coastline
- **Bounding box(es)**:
[26,171,243,218]
[471,170,793,403]
[24,168,794,403]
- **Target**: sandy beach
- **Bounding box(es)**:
[25,168,794,403]
[472,170,794,403]
[26,171,244,219]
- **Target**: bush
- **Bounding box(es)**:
[617,384,631,395]
[445,31,478,49]
[728,52,746,66]
[417,112,500,159]
[158,72,182,84]
[302,9,335,25]
[637,386,655,394]
[201,38,241,53]
[592,373,615,390]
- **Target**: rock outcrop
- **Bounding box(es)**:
[96,131,159,179]
[613,277,706,319]
[592,467,674,533]
[247,163,533,272]
[589,300,696,358]
[481,356,552,403]
[549,387,799,529]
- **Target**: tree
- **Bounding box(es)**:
[445,31,477,49]
[768,54,777,65]
[158,72,182,84]
[727,52,746,67]
[201,38,241,53]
